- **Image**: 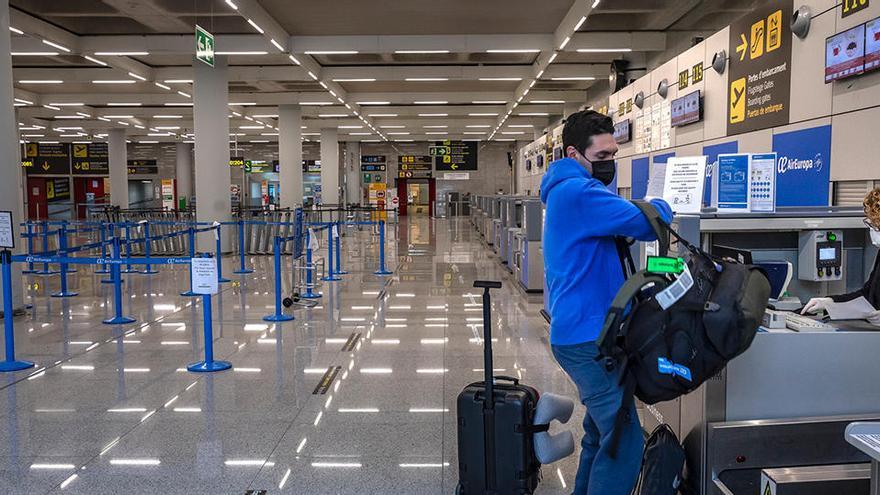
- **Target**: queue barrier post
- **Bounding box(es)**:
[36,221,56,275]
[103,237,135,325]
[180,226,198,297]
[322,224,341,282]
[22,223,35,274]
[215,224,230,283]
[233,218,253,275]
[142,221,158,274]
[301,228,321,299]
[100,224,116,283]
[334,222,348,275]
[63,222,77,274]
[0,250,35,372]
[374,220,392,276]
[187,255,232,373]
[51,222,77,298]
[121,223,136,273]
[95,223,110,274]
[263,236,295,322]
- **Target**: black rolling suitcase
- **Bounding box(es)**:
[456,280,542,495]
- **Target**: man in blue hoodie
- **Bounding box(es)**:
[540,110,672,495]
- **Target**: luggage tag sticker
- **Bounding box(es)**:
[657,357,693,382]
[646,256,685,275]
[655,263,694,310]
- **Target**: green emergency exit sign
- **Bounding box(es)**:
[196,25,214,67]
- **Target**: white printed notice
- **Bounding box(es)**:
[0,211,13,249]
[749,153,777,213]
[662,156,707,214]
[191,257,218,295]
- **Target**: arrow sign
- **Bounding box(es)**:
[736,33,747,61]
[450,164,458,170]
[42,161,50,171]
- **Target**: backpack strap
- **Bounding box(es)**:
[631,200,670,256]
[614,236,637,280]
[597,271,670,358]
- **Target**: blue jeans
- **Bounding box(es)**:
[552,341,644,495]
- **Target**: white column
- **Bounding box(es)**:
[108,129,128,208]
[278,104,303,209]
[0,0,24,310]
[344,141,360,205]
[175,142,193,208]
[193,55,231,250]
[320,128,340,205]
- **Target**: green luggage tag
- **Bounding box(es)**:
[646,256,685,275]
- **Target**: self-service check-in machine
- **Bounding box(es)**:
[504,199,525,272]
[631,208,880,495]
[513,199,543,292]
[496,197,523,266]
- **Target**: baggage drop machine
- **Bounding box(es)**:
[513,199,543,292]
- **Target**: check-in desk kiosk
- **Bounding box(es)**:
[635,208,880,495]
[496,197,523,265]
[513,199,544,292]
[504,199,525,271]
[487,197,501,248]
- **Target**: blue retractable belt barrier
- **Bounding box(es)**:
[375,220,393,276]
[233,219,253,275]
[187,255,232,373]
[0,250,35,372]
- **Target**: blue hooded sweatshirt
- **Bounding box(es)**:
[540,158,673,346]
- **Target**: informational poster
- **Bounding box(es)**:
[72,142,109,175]
[717,154,751,212]
[24,142,71,175]
[191,257,218,295]
[727,0,793,135]
[0,211,14,249]
[702,141,739,207]
[302,160,320,173]
[749,153,777,212]
[434,140,478,171]
[368,182,387,206]
[161,179,176,210]
[662,156,707,214]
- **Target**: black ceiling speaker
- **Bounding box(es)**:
[609,59,629,92]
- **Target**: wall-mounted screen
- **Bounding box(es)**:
[613,119,631,144]
[865,17,880,73]
[670,90,701,127]
[825,24,866,83]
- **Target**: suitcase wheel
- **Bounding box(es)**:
[282,297,294,308]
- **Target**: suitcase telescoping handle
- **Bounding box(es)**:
[473,280,502,494]
[473,280,501,408]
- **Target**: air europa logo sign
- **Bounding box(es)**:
[777,153,823,175]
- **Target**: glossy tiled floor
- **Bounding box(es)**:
[0,217,583,494]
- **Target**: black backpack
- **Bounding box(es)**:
[599,201,771,455]
[632,424,686,495]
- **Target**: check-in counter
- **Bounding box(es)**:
[513,199,543,292]
[636,208,880,495]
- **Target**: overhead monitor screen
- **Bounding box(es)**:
[670,90,701,127]
[865,17,880,73]
[825,24,866,83]
[613,119,631,144]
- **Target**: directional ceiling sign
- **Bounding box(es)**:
[196,25,215,67]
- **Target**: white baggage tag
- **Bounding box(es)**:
[655,263,694,310]
[308,228,320,250]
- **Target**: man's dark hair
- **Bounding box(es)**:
[562,110,614,155]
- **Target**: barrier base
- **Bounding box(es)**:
[51,291,78,298]
[0,360,35,372]
[336,270,350,275]
[103,315,136,325]
[94,268,110,274]
[300,292,322,299]
[33,270,59,276]
[21,269,36,274]
[120,268,138,274]
[218,277,231,283]
[180,290,198,297]
[322,275,342,282]
[100,278,120,284]
[263,313,295,322]
[233,269,254,274]
[187,360,232,373]
[374,270,393,276]
[141,269,159,275]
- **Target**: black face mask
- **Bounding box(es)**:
[590,159,617,186]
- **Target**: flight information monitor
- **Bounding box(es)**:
[826,24,866,82]
[865,17,880,73]
[670,90,701,127]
